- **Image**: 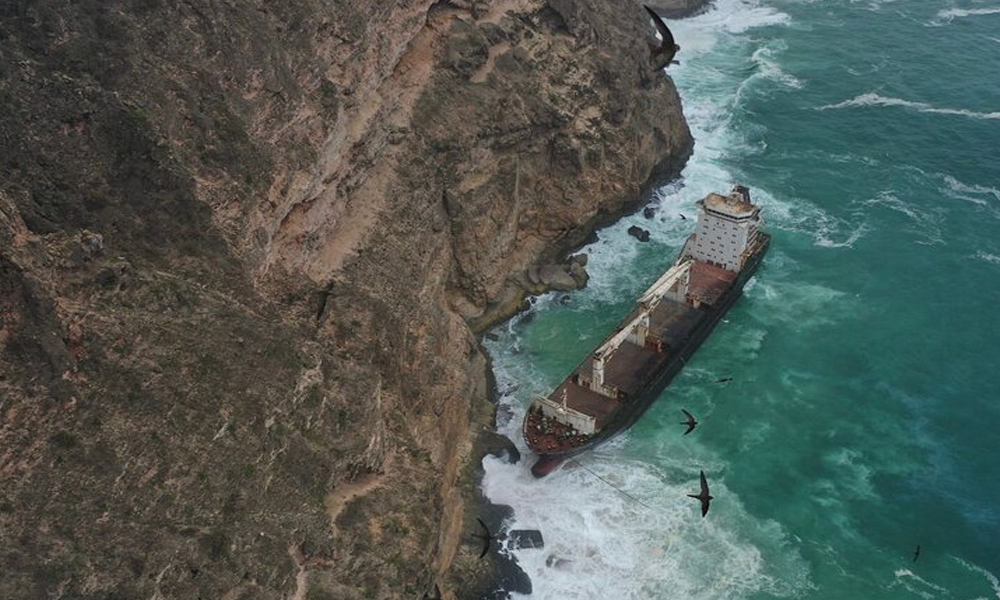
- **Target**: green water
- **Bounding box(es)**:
[482,0,1000,598]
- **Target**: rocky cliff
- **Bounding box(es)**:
[0,1,691,598]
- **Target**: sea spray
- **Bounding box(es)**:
[480,0,1000,597]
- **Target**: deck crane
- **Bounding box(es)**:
[590,260,692,394]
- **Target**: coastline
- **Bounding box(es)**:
[454,153,694,599]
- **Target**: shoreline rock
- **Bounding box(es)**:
[646,0,714,19]
[462,174,686,599]
[0,0,693,598]
[628,225,651,242]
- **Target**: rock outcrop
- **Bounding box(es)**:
[628,225,652,242]
[0,1,691,598]
[646,0,713,19]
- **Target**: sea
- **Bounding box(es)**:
[479,0,1000,598]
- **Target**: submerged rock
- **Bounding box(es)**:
[508,529,544,550]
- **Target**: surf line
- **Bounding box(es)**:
[568,459,656,512]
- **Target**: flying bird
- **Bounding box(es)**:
[471,518,494,559]
[644,5,680,71]
[913,545,921,563]
[679,213,687,220]
[680,409,698,435]
[716,377,733,383]
[687,470,713,517]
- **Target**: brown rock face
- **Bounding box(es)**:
[0,1,691,598]
[646,0,712,19]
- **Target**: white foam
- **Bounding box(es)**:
[941,175,1000,206]
[859,190,945,244]
[480,0,820,596]
[975,251,1000,265]
[890,568,949,599]
[749,43,804,89]
[952,557,1000,600]
[818,92,1000,120]
[932,5,1000,25]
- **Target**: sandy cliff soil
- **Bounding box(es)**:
[0,1,691,598]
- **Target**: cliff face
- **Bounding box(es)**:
[0,1,691,598]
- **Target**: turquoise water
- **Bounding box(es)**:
[481,1,1000,598]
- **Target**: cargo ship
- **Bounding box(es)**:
[522,185,770,477]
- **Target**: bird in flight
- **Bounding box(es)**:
[680,409,698,435]
[913,545,921,562]
[716,377,733,383]
[644,5,680,71]
[472,518,494,559]
[679,213,687,220]
[687,470,714,517]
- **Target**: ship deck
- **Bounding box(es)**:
[687,261,736,306]
[524,381,619,453]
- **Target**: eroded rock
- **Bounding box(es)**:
[628,225,651,242]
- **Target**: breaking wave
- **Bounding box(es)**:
[952,558,1000,600]
[890,569,949,599]
[478,1,817,597]
[974,251,1000,265]
[932,5,1000,24]
[941,175,1000,206]
[818,93,1000,120]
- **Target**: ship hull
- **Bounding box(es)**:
[526,234,770,477]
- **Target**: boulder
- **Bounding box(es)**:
[508,529,544,550]
[627,225,651,242]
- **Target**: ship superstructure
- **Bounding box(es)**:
[523,186,769,476]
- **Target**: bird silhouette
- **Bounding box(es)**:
[679,213,687,220]
[644,6,680,71]
[471,518,494,559]
[687,471,713,517]
[913,545,921,562]
[716,377,733,383]
[680,409,698,435]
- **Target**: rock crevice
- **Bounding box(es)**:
[0,1,692,598]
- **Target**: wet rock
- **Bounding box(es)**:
[481,431,520,465]
[508,529,544,550]
[521,254,590,295]
[484,332,500,342]
[643,205,657,219]
[646,0,713,19]
[628,225,651,242]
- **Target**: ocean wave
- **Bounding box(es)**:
[890,568,949,599]
[974,251,1000,265]
[818,92,1000,120]
[746,43,805,89]
[941,175,1000,206]
[686,0,792,34]
[483,453,811,600]
[813,222,869,248]
[931,5,1000,25]
[858,191,945,245]
[952,557,1000,600]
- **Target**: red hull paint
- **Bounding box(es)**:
[530,456,566,478]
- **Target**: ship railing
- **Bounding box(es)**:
[532,395,597,435]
